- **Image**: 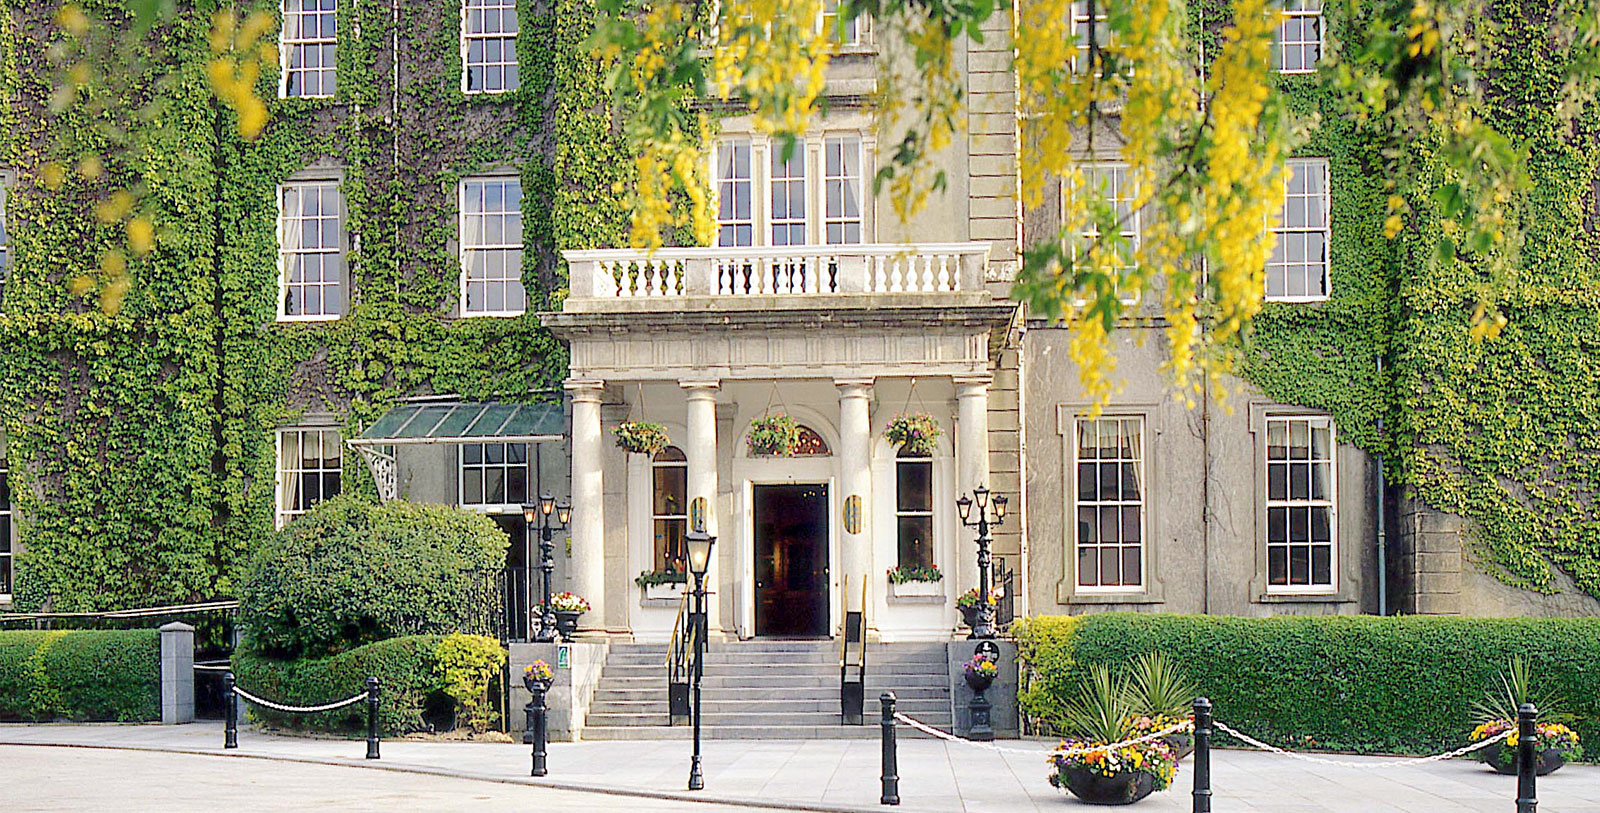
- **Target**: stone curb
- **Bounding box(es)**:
[0,739,886,813]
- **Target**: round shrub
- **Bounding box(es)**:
[240,495,508,659]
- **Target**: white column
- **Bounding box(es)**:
[837,378,874,615]
[567,379,607,633]
[954,375,991,600]
[681,379,722,633]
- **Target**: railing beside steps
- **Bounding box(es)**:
[840,575,868,725]
[564,243,992,302]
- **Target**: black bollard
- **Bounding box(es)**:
[365,676,382,760]
[1192,697,1212,813]
[223,671,238,749]
[1516,703,1538,813]
[880,692,900,806]
[531,680,549,777]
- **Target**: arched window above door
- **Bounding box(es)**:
[792,425,830,456]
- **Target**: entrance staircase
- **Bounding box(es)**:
[582,640,953,740]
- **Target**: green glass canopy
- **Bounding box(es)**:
[349,401,565,446]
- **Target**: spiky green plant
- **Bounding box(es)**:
[1062,664,1135,743]
[1123,652,1199,720]
[1470,655,1567,724]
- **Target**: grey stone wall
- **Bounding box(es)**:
[159,622,195,725]
[508,641,609,741]
[946,639,1020,738]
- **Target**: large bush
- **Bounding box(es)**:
[240,495,508,658]
[233,633,505,735]
[0,630,159,722]
[1016,614,1600,758]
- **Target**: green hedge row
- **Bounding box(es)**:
[1015,614,1600,757]
[0,630,160,722]
[233,634,504,736]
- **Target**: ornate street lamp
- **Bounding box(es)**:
[524,493,571,643]
[956,486,1007,640]
[684,529,715,791]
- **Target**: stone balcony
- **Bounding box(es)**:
[559,242,998,314]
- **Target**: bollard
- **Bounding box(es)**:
[530,679,549,777]
[1516,703,1538,813]
[880,692,900,806]
[1192,697,1212,813]
[222,671,238,749]
[365,676,382,760]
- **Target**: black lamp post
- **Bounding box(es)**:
[956,485,1007,640]
[524,493,572,643]
[684,529,715,791]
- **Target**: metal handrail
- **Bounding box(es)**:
[858,577,868,674]
[667,589,691,681]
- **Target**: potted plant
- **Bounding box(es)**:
[1049,665,1178,805]
[746,413,800,456]
[536,592,591,638]
[614,421,670,455]
[635,569,688,601]
[964,652,999,693]
[522,659,554,692]
[1469,656,1583,775]
[887,564,943,597]
[1123,652,1199,759]
[955,586,1003,630]
[885,413,942,457]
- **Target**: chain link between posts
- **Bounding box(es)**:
[231,686,370,714]
[892,713,1192,757]
[1211,720,1513,769]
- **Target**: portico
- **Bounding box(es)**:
[544,243,1018,642]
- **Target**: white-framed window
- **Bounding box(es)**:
[824,136,863,245]
[1267,158,1330,301]
[459,177,525,316]
[716,139,755,247]
[1069,162,1140,303]
[652,446,688,573]
[1,454,13,601]
[1073,416,1145,591]
[769,146,807,246]
[1275,0,1323,74]
[1265,415,1336,592]
[1067,1,1108,74]
[895,447,935,569]
[281,0,337,98]
[277,180,345,321]
[276,428,342,528]
[462,0,519,94]
[0,173,11,293]
[821,0,859,46]
[459,442,531,508]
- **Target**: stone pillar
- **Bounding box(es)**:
[566,379,607,632]
[837,378,874,613]
[681,379,722,632]
[159,622,195,725]
[954,375,992,602]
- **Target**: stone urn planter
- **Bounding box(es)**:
[964,666,996,693]
[1054,767,1158,806]
[553,610,582,639]
[1480,742,1568,776]
[959,604,980,630]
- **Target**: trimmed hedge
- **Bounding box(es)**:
[232,634,504,736]
[0,630,160,722]
[1016,614,1600,758]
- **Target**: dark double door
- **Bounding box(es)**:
[753,484,831,637]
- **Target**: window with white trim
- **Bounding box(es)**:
[1267,158,1330,301]
[896,447,934,570]
[1067,2,1109,74]
[278,181,345,320]
[769,146,807,246]
[281,0,337,98]
[652,446,688,573]
[0,175,11,294]
[1069,162,1140,302]
[459,442,530,508]
[276,428,342,527]
[821,0,859,45]
[716,139,754,247]
[1073,416,1144,591]
[1,455,13,600]
[824,136,863,245]
[459,177,525,315]
[1275,0,1323,74]
[462,0,519,94]
[1265,416,1336,591]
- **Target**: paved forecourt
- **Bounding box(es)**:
[2,722,1598,812]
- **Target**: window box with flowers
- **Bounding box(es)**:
[887,564,943,599]
[885,413,942,457]
[635,569,688,602]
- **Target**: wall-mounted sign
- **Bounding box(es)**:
[974,640,1000,662]
[557,644,571,669]
[843,495,862,535]
[690,497,708,532]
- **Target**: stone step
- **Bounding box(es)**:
[589,697,952,715]
[592,685,950,703]
[580,724,947,741]
[601,662,947,678]
[603,651,948,667]
[586,710,953,728]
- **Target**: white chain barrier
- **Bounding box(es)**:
[1211,720,1512,769]
[193,663,232,672]
[892,712,1192,757]
[232,685,370,715]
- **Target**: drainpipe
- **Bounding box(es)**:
[1376,356,1388,616]
[1200,374,1211,615]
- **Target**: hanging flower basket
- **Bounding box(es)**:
[747,414,801,456]
[885,413,942,456]
[614,421,670,455]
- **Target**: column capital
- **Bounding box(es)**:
[564,379,606,403]
[677,378,721,396]
[835,377,875,398]
[953,374,992,395]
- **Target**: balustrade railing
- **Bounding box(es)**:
[564,243,991,302]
